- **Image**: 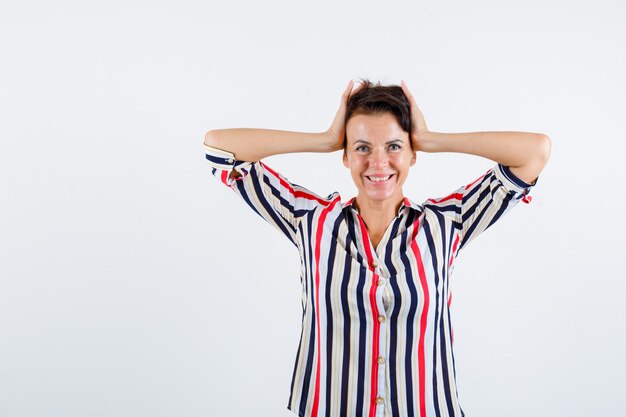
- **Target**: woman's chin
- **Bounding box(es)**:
[361,189,397,203]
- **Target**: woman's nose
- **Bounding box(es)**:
[369,150,389,168]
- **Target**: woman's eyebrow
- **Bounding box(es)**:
[354,139,403,145]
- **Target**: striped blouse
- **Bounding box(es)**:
[203,143,536,417]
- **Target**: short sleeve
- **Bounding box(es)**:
[203,143,332,246]
[426,163,538,251]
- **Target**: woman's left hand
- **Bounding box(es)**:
[400,80,429,151]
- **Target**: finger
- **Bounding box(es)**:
[342,80,355,99]
[402,81,422,118]
[352,80,366,95]
[400,80,415,104]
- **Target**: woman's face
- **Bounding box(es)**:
[343,111,416,205]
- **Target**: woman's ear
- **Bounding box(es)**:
[342,150,350,168]
[410,151,417,167]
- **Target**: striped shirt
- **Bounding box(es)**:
[203,143,536,417]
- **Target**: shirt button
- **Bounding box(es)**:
[378,315,386,323]
[377,356,385,364]
[377,278,385,286]
[225,158,234,164]
[375,396,385,404]
[371,260,379,268]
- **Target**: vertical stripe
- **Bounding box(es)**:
[410,216,430,417]
[355,214,381,417]
[311,199,340,417]
[325,213,346,416]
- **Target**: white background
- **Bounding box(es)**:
[1,1,625,416]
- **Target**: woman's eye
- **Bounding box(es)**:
[389,144,401,150]
[356,146,369,152]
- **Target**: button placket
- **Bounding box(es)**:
[374,269,388,416]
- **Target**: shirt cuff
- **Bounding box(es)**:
[203,143,254,182]
[495,164,538,194]
[204,143,237,167]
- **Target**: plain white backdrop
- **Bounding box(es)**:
[1,1,625,416]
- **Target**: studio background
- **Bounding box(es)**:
[1,1,624,416]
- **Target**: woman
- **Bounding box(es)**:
[203,80,550,417]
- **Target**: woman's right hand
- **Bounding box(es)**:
[324,80,363,152]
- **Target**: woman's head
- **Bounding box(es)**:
[342,80,416,206]
[343,79,412,150]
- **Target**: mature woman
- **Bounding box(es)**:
[203,80,550,417]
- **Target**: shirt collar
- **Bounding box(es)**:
[341,196,422,216]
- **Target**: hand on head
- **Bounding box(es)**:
[326,80,366,152]
[400,80,429,150]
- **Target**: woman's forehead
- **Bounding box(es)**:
[347,112,407,137]
[346,114,409,145]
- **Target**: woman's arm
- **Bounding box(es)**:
[418,131,551,185]
[203,80,361,162]
[400,81,551,185]
[204,129,333,162]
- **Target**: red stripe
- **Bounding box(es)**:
[220,170,229,186]
[449,293,454,345]
[448,234,460,347]
[310,197,340,417]
[410,217,429,417]
[464,173,486,190]
[355,214,380,417]
[426,192,463,204]
[261,162,331,205]
[427,171,488,204]
[449,234,460,267]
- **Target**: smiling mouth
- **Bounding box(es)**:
[365,174,395,183]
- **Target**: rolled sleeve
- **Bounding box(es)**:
[494,163,537,203]
[203,143,332,247]
[425,163,539,253]
[456,163,538,250]
[204,144,254,187]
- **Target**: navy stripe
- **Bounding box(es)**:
[462,173,488,204]
[263,174,297,218]
[324,214,344,417]
[487,182,514,229]
[339,214,353,416]
[298,213,316,416]
[386,215,407,417]
[460,188,494,250]
[500,164,533,188]
[355,261,367,415]
[462,184,491,222]
[424,214,447,417]
[288,322,305,408]
[204,152,231,165]
[401,233,418,417]
[345,210,365,266]
[248,164,297,246]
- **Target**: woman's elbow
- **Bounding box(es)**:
[204,129,223,147]
[537,134,552,164]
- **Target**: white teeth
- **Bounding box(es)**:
[368,175,392,182]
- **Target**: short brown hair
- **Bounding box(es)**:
[344,79,411,149]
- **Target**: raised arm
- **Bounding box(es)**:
[203,80,362,162]
[400,81,551,185]
[203,129,331,162]
[418,130,550,185]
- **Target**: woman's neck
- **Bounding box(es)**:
[353,194,404,225]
